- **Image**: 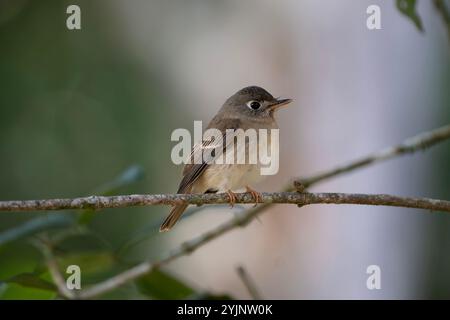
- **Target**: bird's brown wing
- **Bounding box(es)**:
[160,118,241,232]
[176,118,241,193]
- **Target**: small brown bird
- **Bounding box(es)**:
[160,86,291,231]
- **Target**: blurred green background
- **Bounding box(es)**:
[0,0,184,299]
[0,0,449,299]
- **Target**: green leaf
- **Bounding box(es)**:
[78,165,145,225]
[396,0,424,32]
[136,269,195,299]
[5,273,56,292]
[77,208,96,225]
[0,248,40,280]
[0,215,74,247]
[57,252,116,280]
[0,283,56,300]
[96,164,145,196]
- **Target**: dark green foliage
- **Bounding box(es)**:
[136,269,195,299]
[396,0,424,31]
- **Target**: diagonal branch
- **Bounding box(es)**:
[35,236,76,299]
[295,124,450,188]
[236,265,263,300]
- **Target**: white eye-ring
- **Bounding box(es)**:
[246,100,262,110]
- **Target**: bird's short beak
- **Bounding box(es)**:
[269,98,292,111]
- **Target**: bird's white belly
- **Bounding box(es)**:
[193,164,265,193]
[192,128,277,193]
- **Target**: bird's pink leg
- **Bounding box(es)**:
[245,186,262,207]
[226,189,238,208]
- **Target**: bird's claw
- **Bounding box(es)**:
[246,186,262,207]
[226,190,238,208]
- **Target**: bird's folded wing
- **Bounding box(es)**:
[176,119,241,193]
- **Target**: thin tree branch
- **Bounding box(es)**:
[76,204,263,299]
[295,124,450,188]
[0,124,449,213]
[35,236,76,299]
[0,192,449,213]
[236,265,263,300]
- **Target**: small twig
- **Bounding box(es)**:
[35,236,77,299]
[236,265,262,300]
[295,124,450,188]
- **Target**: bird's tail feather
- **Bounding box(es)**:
[159,204,188,232]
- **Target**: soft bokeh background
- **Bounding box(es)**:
[0,0,449,299]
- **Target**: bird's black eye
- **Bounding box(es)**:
[246,100,261,110]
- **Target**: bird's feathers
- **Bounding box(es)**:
[160,118,241,232]
[177,118,241,193]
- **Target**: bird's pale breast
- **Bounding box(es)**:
[191,130,277,193]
